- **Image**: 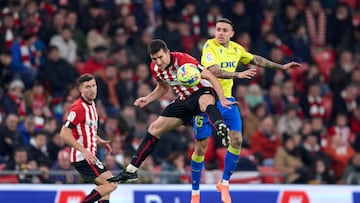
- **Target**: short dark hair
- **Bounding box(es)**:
[77,73,95,85]
[216,18,234,29]
[147,39,168,55]
[47,45,59,53]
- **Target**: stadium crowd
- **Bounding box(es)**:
[0,0,360,185]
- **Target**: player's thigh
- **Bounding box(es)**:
[198,92,215,112]
[149,116,183,136]
[194,138,209,156]
[219,100,243,132]
[193,113,212,141]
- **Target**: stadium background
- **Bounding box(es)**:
[0,0,360,202]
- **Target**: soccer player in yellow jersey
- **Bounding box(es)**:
[190,18,301,203]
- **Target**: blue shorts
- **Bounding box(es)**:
[193,97,242,140]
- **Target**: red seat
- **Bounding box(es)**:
[259,166,284,184]
[322,93,333,121]
[340,0,358,10]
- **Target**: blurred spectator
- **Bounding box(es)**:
[116,66,137,107]
[24,81,52,121]
[277,103,302,137]
[327,113,355,147]
[308,158,336,184]
[204,3,222,37]
[50,148,76,184]
[338,24,360,63]
[38,11,65,45]
[154,15,182,51]
[324,133,356,179]
[96,63,121,110]
[0,13,18,50]
[250,115,282,165]
[341,153,360,184]
[21,1,43,34]
[104,154,121,172]
[264,84,287,115]
[79,1,105,33]
[0,50,14,92]
[28,131,52,168]
[332,83,360,120]
[329,50,355,94]
[181,2,201,39]
[299,131,328,166]
[131,27,154,64]
[10,30,44,87]
[65,11,88,58]
[178,20,195,53]
[330,3,353,49]
[160,151,187,184]
[50,24,77,64]
[42,117,58,137]
[282,80,301,107]
[41,45,78,98]
[134,63,156,88]
[274,136,308,183]
[304,0,328,48]
[1,1,21,30]
[245,83,264,109]
[190,34,208,61]
[1,79,26,116]
[87,16,111,51]
[47,131,66,162]
[282,3,304,35]
[0,113,22,160]
[81,45,109,75]
[4,147,33,183]
[227,0,252,36]
[286,24,311,62]
[300,82,326,119]
[17,115,36,147]
[109,27,130,54]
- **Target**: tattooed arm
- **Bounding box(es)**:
[250,55,301,70]
[208,65,257,79]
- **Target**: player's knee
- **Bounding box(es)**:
[231,132,243,148]
[148,123,161,138]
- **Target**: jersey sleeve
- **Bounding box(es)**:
[63,105,82,129]
[237,44,254,65]
[201,41,220,69]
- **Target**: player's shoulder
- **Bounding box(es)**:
[172,52,198,65]
[229,41,246,51]
[68,98,85,112]
[203,39,218,49]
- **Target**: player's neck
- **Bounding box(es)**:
[81,96,93,105]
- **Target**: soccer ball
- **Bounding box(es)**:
[177,63,201,87]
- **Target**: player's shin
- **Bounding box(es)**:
[191,153,204,194]
[222,145,241,184]
[205,105,223,124]
[130,132,159,170]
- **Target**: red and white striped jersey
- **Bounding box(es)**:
[150,52,212,100]
[64,97,98,163]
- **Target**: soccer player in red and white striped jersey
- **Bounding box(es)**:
[108,39,235,183]
[60,74,117,203]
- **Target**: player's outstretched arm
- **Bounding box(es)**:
[207,65,257,79]
[134,81,169,108]
[250,55,301,70]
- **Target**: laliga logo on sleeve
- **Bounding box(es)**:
[280,191,310,203]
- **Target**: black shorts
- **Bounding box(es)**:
[161,87,215,124]
[72,160,108,183]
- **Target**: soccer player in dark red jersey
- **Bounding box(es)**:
[108,39,234,183]
[60,74,117,203]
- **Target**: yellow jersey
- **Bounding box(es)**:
[201,39,253,98]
